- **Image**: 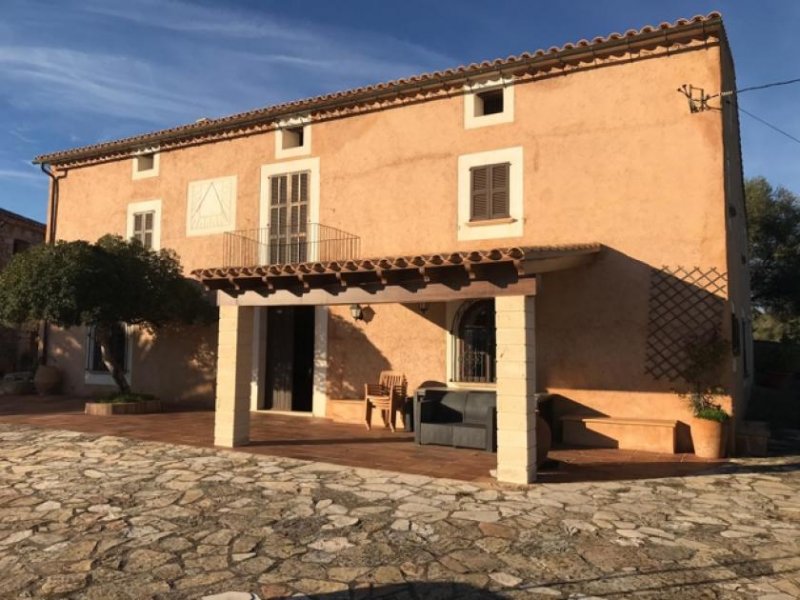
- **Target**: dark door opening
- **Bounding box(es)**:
[265,306,315,412]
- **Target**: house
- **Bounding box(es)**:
[33,12,750,483]
[0,208,46,376]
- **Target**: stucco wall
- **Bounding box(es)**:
[326,303,446,399]
[47,39,745,425]
[48,324,216,404]
[720,36,753,430]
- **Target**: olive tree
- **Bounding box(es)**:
[0,235,214,393]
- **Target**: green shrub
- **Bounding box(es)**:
[94,392,156,404]
[694,405,729,422]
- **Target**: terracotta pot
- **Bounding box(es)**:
[537,414,552,466]
[33,365,62,395]
[691,417,725,459]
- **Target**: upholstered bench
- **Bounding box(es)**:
[561,415,677,454]
[414,389,497,452]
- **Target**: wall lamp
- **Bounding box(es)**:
[349,304,364,321]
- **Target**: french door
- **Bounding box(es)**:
[268,171,309,264]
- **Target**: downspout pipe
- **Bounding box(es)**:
[40,163,63,244]
[38,163,65,365]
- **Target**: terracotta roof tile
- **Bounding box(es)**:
[192,243,602,283]
[34,13,722,166]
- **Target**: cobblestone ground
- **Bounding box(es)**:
[0,425,799,599]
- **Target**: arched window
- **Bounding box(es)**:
[452,300,496,383]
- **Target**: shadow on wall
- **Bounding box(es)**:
[47,328,85,396]
[137,321,218,407]
[327,312,391,399]
[537,247,731,451]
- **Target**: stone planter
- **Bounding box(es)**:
[33,365,62,395]
[691,417,726,459]
[85,399,161,416]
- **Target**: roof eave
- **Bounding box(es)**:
[33,14,723,167]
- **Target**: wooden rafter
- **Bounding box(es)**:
[193,244,601,298]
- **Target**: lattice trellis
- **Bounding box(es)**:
[645,266,728,381]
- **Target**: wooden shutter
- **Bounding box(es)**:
[269,175,288,263]
[133,213,143,241]
[471,163,510,221]
[132,211,155,249]
[490,163,510,218]
[298,172,308,228]
[470,166,489,221]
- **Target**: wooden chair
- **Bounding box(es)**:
[364,371,407,432]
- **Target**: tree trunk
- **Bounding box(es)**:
[94,323,130,394]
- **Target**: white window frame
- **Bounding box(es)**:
[131,150,160,180]
[126,199,162,250]
[186,175,238,237]
[84,324,133,387]
[275,116,312,159]
[464,78,515,129]
[457,146,523,241]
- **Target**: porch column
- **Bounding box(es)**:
[214,305,255,447]
[495,295,537,484]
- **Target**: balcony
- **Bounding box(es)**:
[222,223,361,268]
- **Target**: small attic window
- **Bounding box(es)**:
[132,151,159,179]
[282,126,305,150]
[476,89,504,116]
[136,153,155,172]
[464,81,514,129]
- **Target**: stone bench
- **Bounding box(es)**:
[561,415,677,454]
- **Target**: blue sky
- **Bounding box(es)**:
[2,0,799,222]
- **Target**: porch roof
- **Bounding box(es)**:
[192,243,601,306]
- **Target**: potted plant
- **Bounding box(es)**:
[679,327,730,459]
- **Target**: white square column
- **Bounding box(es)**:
[495,295,537,484]
[214,305,254,447]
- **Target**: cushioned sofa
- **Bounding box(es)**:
[414,389,497,452]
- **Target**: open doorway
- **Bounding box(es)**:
[264,306,315,412]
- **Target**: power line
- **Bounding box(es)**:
[709,76,800,99]
[739,106,800,146]
[731,77,800,96]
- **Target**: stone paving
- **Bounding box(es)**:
[0,424,799,599]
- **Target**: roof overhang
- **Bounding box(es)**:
[33,13,723,168]
[193,244,601,307]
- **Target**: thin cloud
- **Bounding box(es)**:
[0,46,225,123]
[8,129,36,144]
[0,168,43,181]
[81,0,316,43]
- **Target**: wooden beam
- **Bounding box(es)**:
[217,277,537,307]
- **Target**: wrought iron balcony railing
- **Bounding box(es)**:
[222,223,361,267]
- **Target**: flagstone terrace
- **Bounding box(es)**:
[0,396,718,484]
[0,419,798,599]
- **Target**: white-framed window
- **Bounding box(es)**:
[457,146,523,241]
[132,150,160,180]
[275,116,312,159]
[260,157,320,257]
[186,176,238,236]
[85,323,132,386]
[126,199,162,250]
[464,78,515,129]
